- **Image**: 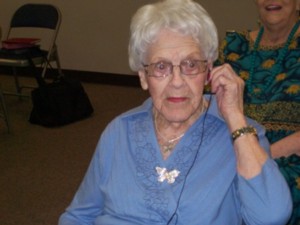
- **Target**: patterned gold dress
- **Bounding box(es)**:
[217,30,300,225]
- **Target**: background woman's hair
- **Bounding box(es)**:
[128,0,219,72]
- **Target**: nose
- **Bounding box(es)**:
[169,65,185,86]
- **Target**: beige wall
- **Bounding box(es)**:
[0,0,258,75]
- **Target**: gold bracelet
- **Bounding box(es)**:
[231,126,258,142]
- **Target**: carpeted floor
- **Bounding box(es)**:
[0,74,149,225]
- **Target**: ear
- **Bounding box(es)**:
[138,70,149,90]
[205,62,213,85]
[205,72,210,85]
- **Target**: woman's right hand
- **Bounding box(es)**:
[210,64,246,132]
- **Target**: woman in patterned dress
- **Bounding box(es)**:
[217,0,300,224]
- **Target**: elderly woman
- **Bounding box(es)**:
[58,0,292,224]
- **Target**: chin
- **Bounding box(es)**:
[163,110,194,123]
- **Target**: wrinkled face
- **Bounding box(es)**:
[255,0,300,26]
[138,29,211,124]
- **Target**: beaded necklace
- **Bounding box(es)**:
[247,20,300,96]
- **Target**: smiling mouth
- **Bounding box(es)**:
[265,5,282,11]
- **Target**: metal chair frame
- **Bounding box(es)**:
[0,87,10,132]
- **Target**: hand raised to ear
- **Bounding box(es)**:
[210,64,245,129]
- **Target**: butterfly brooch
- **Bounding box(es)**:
[156,166,180,184]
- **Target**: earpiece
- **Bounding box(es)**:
[204,69,214,95]
[206,71,211,82]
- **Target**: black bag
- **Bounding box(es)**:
[29,77,94,127]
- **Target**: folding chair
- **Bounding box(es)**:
[0,86,10,132]
[0,3,63,96]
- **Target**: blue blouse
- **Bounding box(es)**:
[59,96,292,225]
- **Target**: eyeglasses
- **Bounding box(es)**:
[143,59,207,78]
